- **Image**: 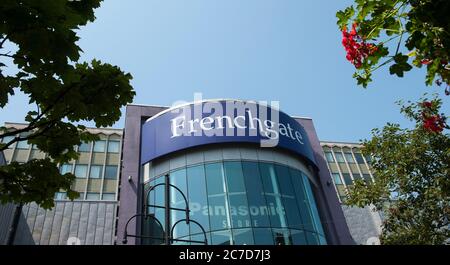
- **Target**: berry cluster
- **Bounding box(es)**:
[421,101,447,133]
[342,23,378,68]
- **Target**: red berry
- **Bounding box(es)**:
[341,23,377,69]
[422,101,432,108]
[421,59,432,65]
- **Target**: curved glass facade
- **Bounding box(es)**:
[143,161,327,245]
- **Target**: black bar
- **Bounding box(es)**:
[164,173,170,245]
[147,204,188,212]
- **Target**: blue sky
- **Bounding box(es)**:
[1,0,448,142]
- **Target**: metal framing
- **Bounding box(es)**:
[122,174,208,245]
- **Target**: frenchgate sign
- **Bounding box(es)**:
[141,100,317,168]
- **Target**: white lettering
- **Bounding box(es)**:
[171,116,186,138]
[168,103,305,146]
[234,115,246,129]
[200,117,214,130]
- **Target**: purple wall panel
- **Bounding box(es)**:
[295,118,354,244]
[117,105,167,245]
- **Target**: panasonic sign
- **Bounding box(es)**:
[140,99,317,168]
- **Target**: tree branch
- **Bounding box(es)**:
[0,83,75,140]
[0,109,72,152]
[0,34,9,49]
[0,53,26,60]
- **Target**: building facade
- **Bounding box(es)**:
[0,123,122,245]
[320,141,382,245]
[0,100,381,245]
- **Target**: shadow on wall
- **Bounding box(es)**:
[0,203,35,245]
[13,208,36,245]
[0,151,35,245]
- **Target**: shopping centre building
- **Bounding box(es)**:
[0,100,382,245]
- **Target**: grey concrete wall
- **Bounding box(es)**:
[12,201,117,245]
[341,205,382,245]
[0,203,15,244]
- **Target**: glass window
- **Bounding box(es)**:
[211,230,232,245]
[187,165,210,234]
[93,140,106,152]
[332,173,342,184]
[253,228,274,245]
[352,173,362,180]
[104,165,118,179]
[272,229,292,245]
[334,152,345,163]
[223,161,246,193]
[275,165,295,197]
[342,173,353,185]
[78,142,91,152]
[75,192,84,200]
[290,169,315,232]
[344,153,355,163]
[1,135,14,144]
[150,176,166,241]
[60,164,72,175]
[275,165,302,230]
[89,165,103,179]
[190,233,210,246]
[336,185,347,198]
[86,193,100,200]
[259,163,275,194]
[233,228,254,245]
[142,189,165,247]
[207,195,229,231]
[205,163,226,195]
[353,152,365,164]
[228,194,251,229]
[107,140,120,153]
[364,155,372,163]
[31,144,38,150]
[102,193,115,200]
[205,163,230,231]
[305,231,319,245]
[1,136,15,149]
[363,174,373,183]
[259,163,288,228]
[301,173,326,238]
[54,192,67,200]
[224,162,251,229]
[290,229,307,245]
[242,162,271,227]
[170,168,189,239]
[16,140,29,149]
[74,164,88,178]
[319,235,327,245]
[324,152,334,162]
[143,160,327,245]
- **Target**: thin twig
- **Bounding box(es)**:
[0,34,9,48]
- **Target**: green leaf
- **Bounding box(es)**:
[389,54,413,77]
[346,95,450,244]
[354,72,372,88]
[336,6,355,29]
[0,0,134,210]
